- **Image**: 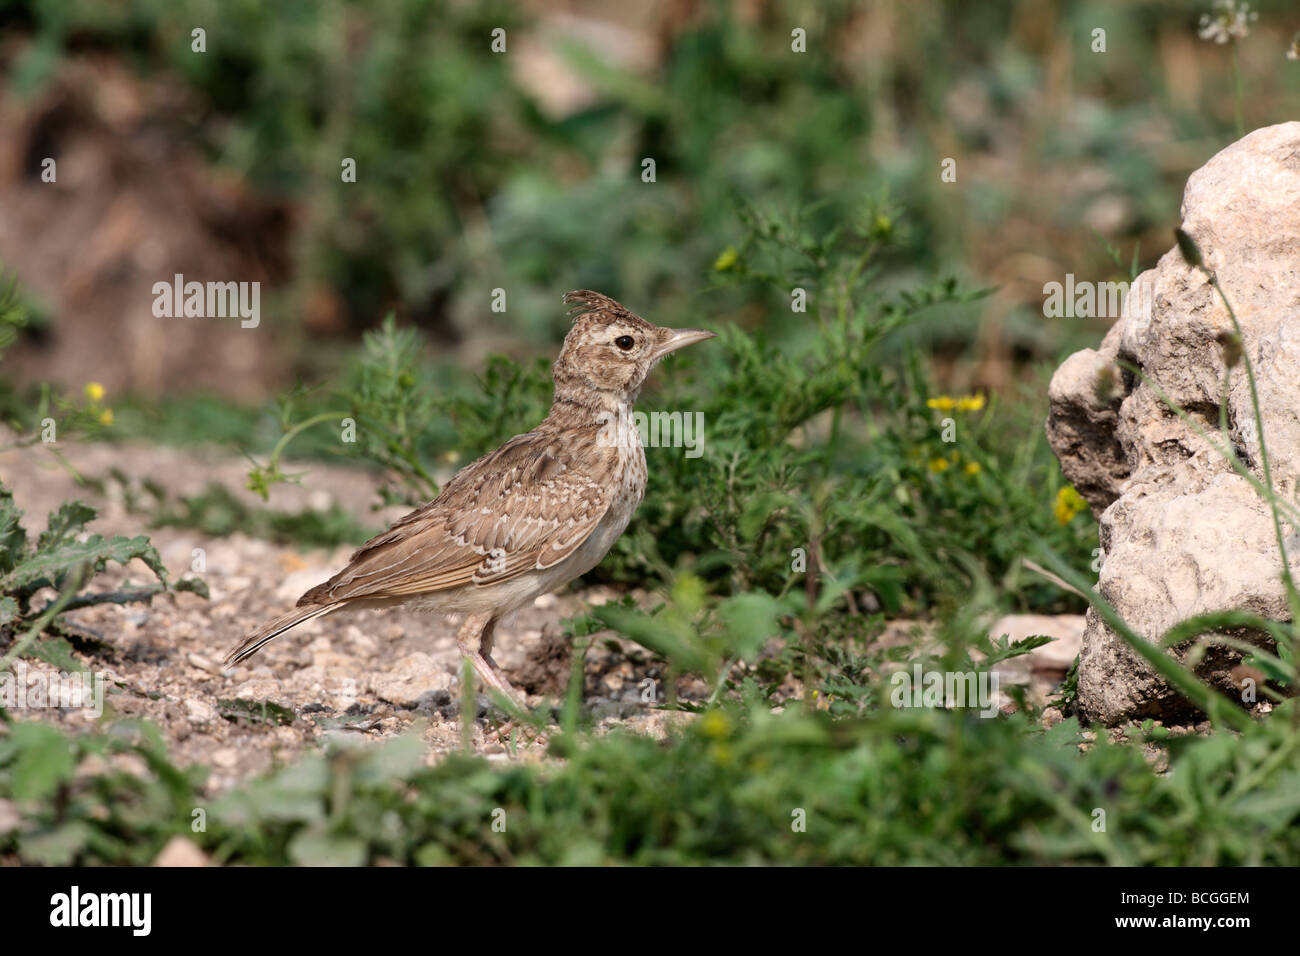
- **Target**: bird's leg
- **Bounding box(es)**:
[456,613,525,709]
[479,617,499,668]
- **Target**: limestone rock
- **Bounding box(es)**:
[989,614,1085,674]
[1045,122,1300,725]
[153,835,209,867]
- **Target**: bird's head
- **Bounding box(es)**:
[552,290,715,406]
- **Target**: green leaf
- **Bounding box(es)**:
[984,634,1055,667]
[738,490,796,542]
[0,596,18,627]
[22,822,92,865]
[210,756,328,826]
[1160,610,1291,650]
[218,698,297,726]
[289,826,367,866]
[592,602,712,675]
[6,533,167,594]
[1244,653,1294,686]
[21,636,80,671]
[10,722,76,802]
[357,729,428,782]
[175,576,211,600]
[0,485,27,575]
[1232,772,1300,820]
[36,501,97,552]
[717,592,782,661]
[1174,228,1205,269]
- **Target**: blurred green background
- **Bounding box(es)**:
[1,0,1297,402]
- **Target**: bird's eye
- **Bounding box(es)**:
[614,335,635,351]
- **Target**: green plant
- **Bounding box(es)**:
[1197,0,1260,137]
[145,481,376,550]
[0,271,29,363]
[0,481,206,673]
[7,694,1300,865]
[245,314,554,508]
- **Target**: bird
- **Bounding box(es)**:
[224,290,716,708]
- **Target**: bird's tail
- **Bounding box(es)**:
[224,603,341,666]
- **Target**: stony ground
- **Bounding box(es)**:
[1,438,1079,796]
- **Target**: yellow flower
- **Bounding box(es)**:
[98,408,114,426]
[927,394,985,413]
[700,710,731,739]
[1054,486,1087,525]
[84,382,105,402]
[928,457,950,473]
[964,461,981,476]
[713,247,738,271]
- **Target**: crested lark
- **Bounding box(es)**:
[225,290,715,706]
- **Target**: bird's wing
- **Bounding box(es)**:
[297,427,615,605]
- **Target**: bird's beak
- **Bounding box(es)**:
[651,328,717,361]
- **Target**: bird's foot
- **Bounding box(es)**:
[464,651,528,713]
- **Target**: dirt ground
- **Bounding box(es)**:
[1,438,1077,795]
[0,438,710,794]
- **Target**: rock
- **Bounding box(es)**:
[369,652,451,708]
[153,835,208,867]
[1041,707,1065,729]
[184,697,217,725]
[230,676,287,702]
[0,798,19,836]
[413,688,452,715]
[587,696,641,720]
[433,693,507,721]
[1046,122,1300,725]
[616,709,696,740]
[110,753,150,779]
[989,614,1085,673]
[186,652,218,674]
[75,754,108,779]
[1044,335,1129,514]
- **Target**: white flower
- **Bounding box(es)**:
[1288,32,1300,60]
[1198,0,1258,45]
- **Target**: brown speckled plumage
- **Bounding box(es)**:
[225,290,715,705]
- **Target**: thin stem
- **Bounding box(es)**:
[267,410,350,473]
[1231,45,1244,139]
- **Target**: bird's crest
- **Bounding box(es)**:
[562,289,640,325]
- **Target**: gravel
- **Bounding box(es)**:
[0,438,700,793]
